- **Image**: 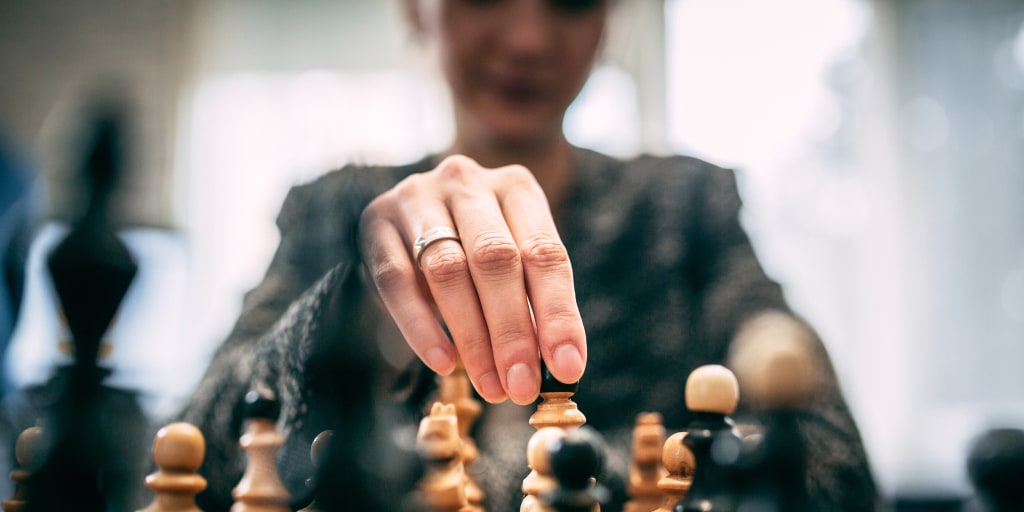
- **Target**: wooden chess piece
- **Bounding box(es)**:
[2,426,42,512]
[729,317,819,512]
[231,391,290,512]
[675,364,741,512]
[139,422,207,512]
[416,402,469,512]
[438,360,484,511]
[529,364,586,430]
[653,432,695,512]
[525,365,586,511]
[522,427,568,512]
[543,426,609,512]
[625,413,667,512]
[298,430,333,512]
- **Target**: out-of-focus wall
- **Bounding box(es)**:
[0,0,200,227]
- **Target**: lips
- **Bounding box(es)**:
[489,77,547,105]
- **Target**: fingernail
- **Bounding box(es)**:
[553,344,585,382]
[477,372,505,402]
[507,363,539,405]
[425,347,454,375]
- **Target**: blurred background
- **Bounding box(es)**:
[1,0,1022,506]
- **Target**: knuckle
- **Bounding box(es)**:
[490,326,535,351]
[392,174,426,202]
[520,236,570,269]
[497,164,540,187]
[541,308,584,336]
[469,234,521,272]
[457,334,494,362]
[502,163,531,177]
[360,192,390,222]
[434,154,481,180]
[369,257,411,292]
[421,245,470,283]
[549,306,582,325]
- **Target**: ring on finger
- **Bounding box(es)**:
[413,226,461,267]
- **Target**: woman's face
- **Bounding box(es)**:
[418,0,609,146]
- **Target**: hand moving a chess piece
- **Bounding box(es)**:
[356,1,603,407]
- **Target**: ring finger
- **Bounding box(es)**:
[410,215,507,404]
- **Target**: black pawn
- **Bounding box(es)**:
[675,365,742,512]
[530,363,586,431]
[966,428,1024,512]
[544,426,609,512]
[541,363,578,394]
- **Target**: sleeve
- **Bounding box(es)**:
[691,166,880,511]
[176,168,397,511]
[686,165,791,355]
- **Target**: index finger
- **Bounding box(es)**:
[496,167,586,384]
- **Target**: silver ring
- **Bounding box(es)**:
[413,226,461,267]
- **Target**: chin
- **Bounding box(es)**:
[482,114,562,147]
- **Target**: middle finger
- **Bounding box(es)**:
[445,186,540,405]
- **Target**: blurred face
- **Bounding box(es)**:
[416,0,609,146]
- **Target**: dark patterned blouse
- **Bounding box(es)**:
[181,147,878,511]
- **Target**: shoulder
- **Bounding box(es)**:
[575,148,738,205]
[626,153,742,209]
[624,152,734,185]
[276,156,434,228]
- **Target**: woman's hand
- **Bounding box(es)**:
[358,155,586,405]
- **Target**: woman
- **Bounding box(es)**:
[183,0,878,510]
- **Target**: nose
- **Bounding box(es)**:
[498,0,554,58]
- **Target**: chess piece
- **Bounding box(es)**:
[525,365,586,511]
[653,432,695,512]
[26,103,147,512]
[728,316,818,512]
[727,312,821,411]
[231,391,290,512]
[625,413,667,512]
[966,428,1024,512]
[522,427,568,512]
[2,426,42,512]
[529,364,586,430]
[298,430,333,512]
[675,364,741,512]
[543,426,609,512]
[737,335,815,512]
[303,271,424,511]
[416,402,468,512]
[139,422,207,512]
[438,360,484,511]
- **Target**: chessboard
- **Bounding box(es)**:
[4,97,1023,512]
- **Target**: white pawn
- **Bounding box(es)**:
[653,432,695,512]
[139,422,207,512]
[2,426,43,512]
[521,427,567,512]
